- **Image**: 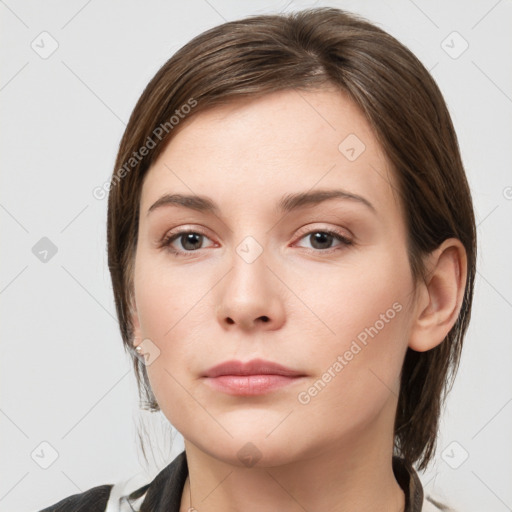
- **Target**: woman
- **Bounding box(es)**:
[40,7,475,512]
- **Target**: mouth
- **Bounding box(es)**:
[201,358,307,396]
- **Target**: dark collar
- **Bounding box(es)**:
[131,451,424,511]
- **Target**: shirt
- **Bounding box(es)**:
[39,451,447,511]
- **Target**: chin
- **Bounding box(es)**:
[185,427,314,469]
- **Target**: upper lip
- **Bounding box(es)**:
[202,358,305,378]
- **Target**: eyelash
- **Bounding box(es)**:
[159,227,353,258]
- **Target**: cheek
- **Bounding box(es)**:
[132,251,215,420]
[293,245,413,351]
[291,249,412,420]
[133,263,200,432]
[133,249,208,340]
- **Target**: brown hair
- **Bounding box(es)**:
[107,7,476,471]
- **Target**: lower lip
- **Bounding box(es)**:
[204,375,304,395]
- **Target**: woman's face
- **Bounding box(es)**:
[132,87,418,466]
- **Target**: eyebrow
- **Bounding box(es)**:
[147,189,376,216]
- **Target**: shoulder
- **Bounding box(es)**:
[38,484,113,512]
[38,451,188,512]
[110,451,188,510]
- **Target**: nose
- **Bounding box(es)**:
[215,244,285,332]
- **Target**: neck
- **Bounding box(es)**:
[179,401,405,512]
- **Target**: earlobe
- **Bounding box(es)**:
[408,238,467,352]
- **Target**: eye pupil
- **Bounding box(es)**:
[310,232,333,250]
[181,233,202,251]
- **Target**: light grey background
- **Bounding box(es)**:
[1,1,511,511]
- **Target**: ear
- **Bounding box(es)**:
[408,238,468,352]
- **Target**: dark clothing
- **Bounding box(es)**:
[40,451,430,511]
[38,483,113,512]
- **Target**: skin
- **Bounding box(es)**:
[130,87,467,512]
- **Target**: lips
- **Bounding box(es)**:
[202,358,306,396]
[202,358,305,378]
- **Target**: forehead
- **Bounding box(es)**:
[140,87,400,219]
